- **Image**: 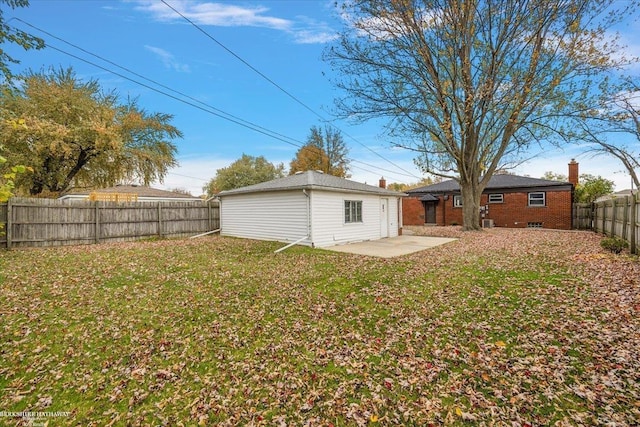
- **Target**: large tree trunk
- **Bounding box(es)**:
[459,179,482,231]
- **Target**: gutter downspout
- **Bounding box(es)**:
[274,189,311,253]
[191,197,220,238]
[190,229,220,239]
[303,189,311,245]
[274,234,309,253]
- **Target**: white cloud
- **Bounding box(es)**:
[133,0,337,44]
[135,0,291,29]
[339,3,437,41]
[144,45,191,73]
[293,29,338,44]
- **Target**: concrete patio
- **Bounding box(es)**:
[325,235,457,258]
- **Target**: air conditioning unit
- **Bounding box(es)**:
[482,219,494,228]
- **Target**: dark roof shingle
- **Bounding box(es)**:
[407,174,572,194]
[218,170,406,197]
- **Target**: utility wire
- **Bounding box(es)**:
[160,0,422,180]
[13,18,302,149]
[9,21,415,183]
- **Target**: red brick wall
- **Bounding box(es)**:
[441,196,463,226]
[404,189,573,229]
[402,197,426,225]
[479,190,572,229]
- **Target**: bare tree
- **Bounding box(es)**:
[581,81,640,191]
[327,0,636,229]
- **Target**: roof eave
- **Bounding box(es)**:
[218,185,406,197]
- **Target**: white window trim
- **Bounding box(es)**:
[344,200,363,223]
[453,195,463,208]
[528,192,546,207]
[488,193,504,203]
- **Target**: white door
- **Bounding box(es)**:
[380,198,389,238]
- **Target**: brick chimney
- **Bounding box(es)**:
[379,177,386,189]
[568,159,579,186]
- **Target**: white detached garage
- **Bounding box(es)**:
[217,171,406,248]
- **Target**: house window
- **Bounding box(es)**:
[453,195,463,208]
[488,193,504,203]
[344,200,363,223]
[528,192,546,206]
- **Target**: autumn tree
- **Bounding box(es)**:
[327,0,635,230]
[541,171,569,182]
[203,154,284,197]
[289,144,329,175]
[574,174,615,203]
[387,182,409,191]
[0,68,180,196]
[289,125,350,177]
[387,176,436,191]
[541,171,614,202]
[0,153,29,201]
[0,0,44,82]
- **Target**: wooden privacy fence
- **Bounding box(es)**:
[572,203,593,230]
[0,197,220,249]
[583,194,638,255]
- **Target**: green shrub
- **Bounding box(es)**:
[600,237,629,254]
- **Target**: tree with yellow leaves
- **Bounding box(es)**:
[289,125,350,177]
[0,0,44,82]
[0,67,181,196]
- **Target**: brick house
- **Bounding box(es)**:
[403,161,578,230]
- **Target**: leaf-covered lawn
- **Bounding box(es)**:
[1,228,638,426]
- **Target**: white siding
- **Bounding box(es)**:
[310,190,400,248]
[388,197,400,238]
[220,190,310,245]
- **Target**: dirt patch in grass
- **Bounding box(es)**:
[1,228,638,425]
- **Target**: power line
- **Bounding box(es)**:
[160,0,422,180]
[166,171,210,182]
[8,21,416,183]
[13,18,303,149]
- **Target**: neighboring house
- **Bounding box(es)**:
[58,185,202,203]
[217,170,406,248]
[404,161,579,230]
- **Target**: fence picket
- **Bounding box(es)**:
[0,197,219,249]
[573,193,639,255]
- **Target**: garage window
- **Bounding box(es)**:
[345,200,363,223]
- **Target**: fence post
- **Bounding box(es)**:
[6,198,12,250]
[95,201,101,244]
[622,196,629,245]
[602,200,607,235]
[611,198,617,237]
[158,203,163,238]
[631,193,637,255]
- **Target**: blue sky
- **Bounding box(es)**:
[3,0,638,195]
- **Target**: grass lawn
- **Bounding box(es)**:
[1,228,639,426]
